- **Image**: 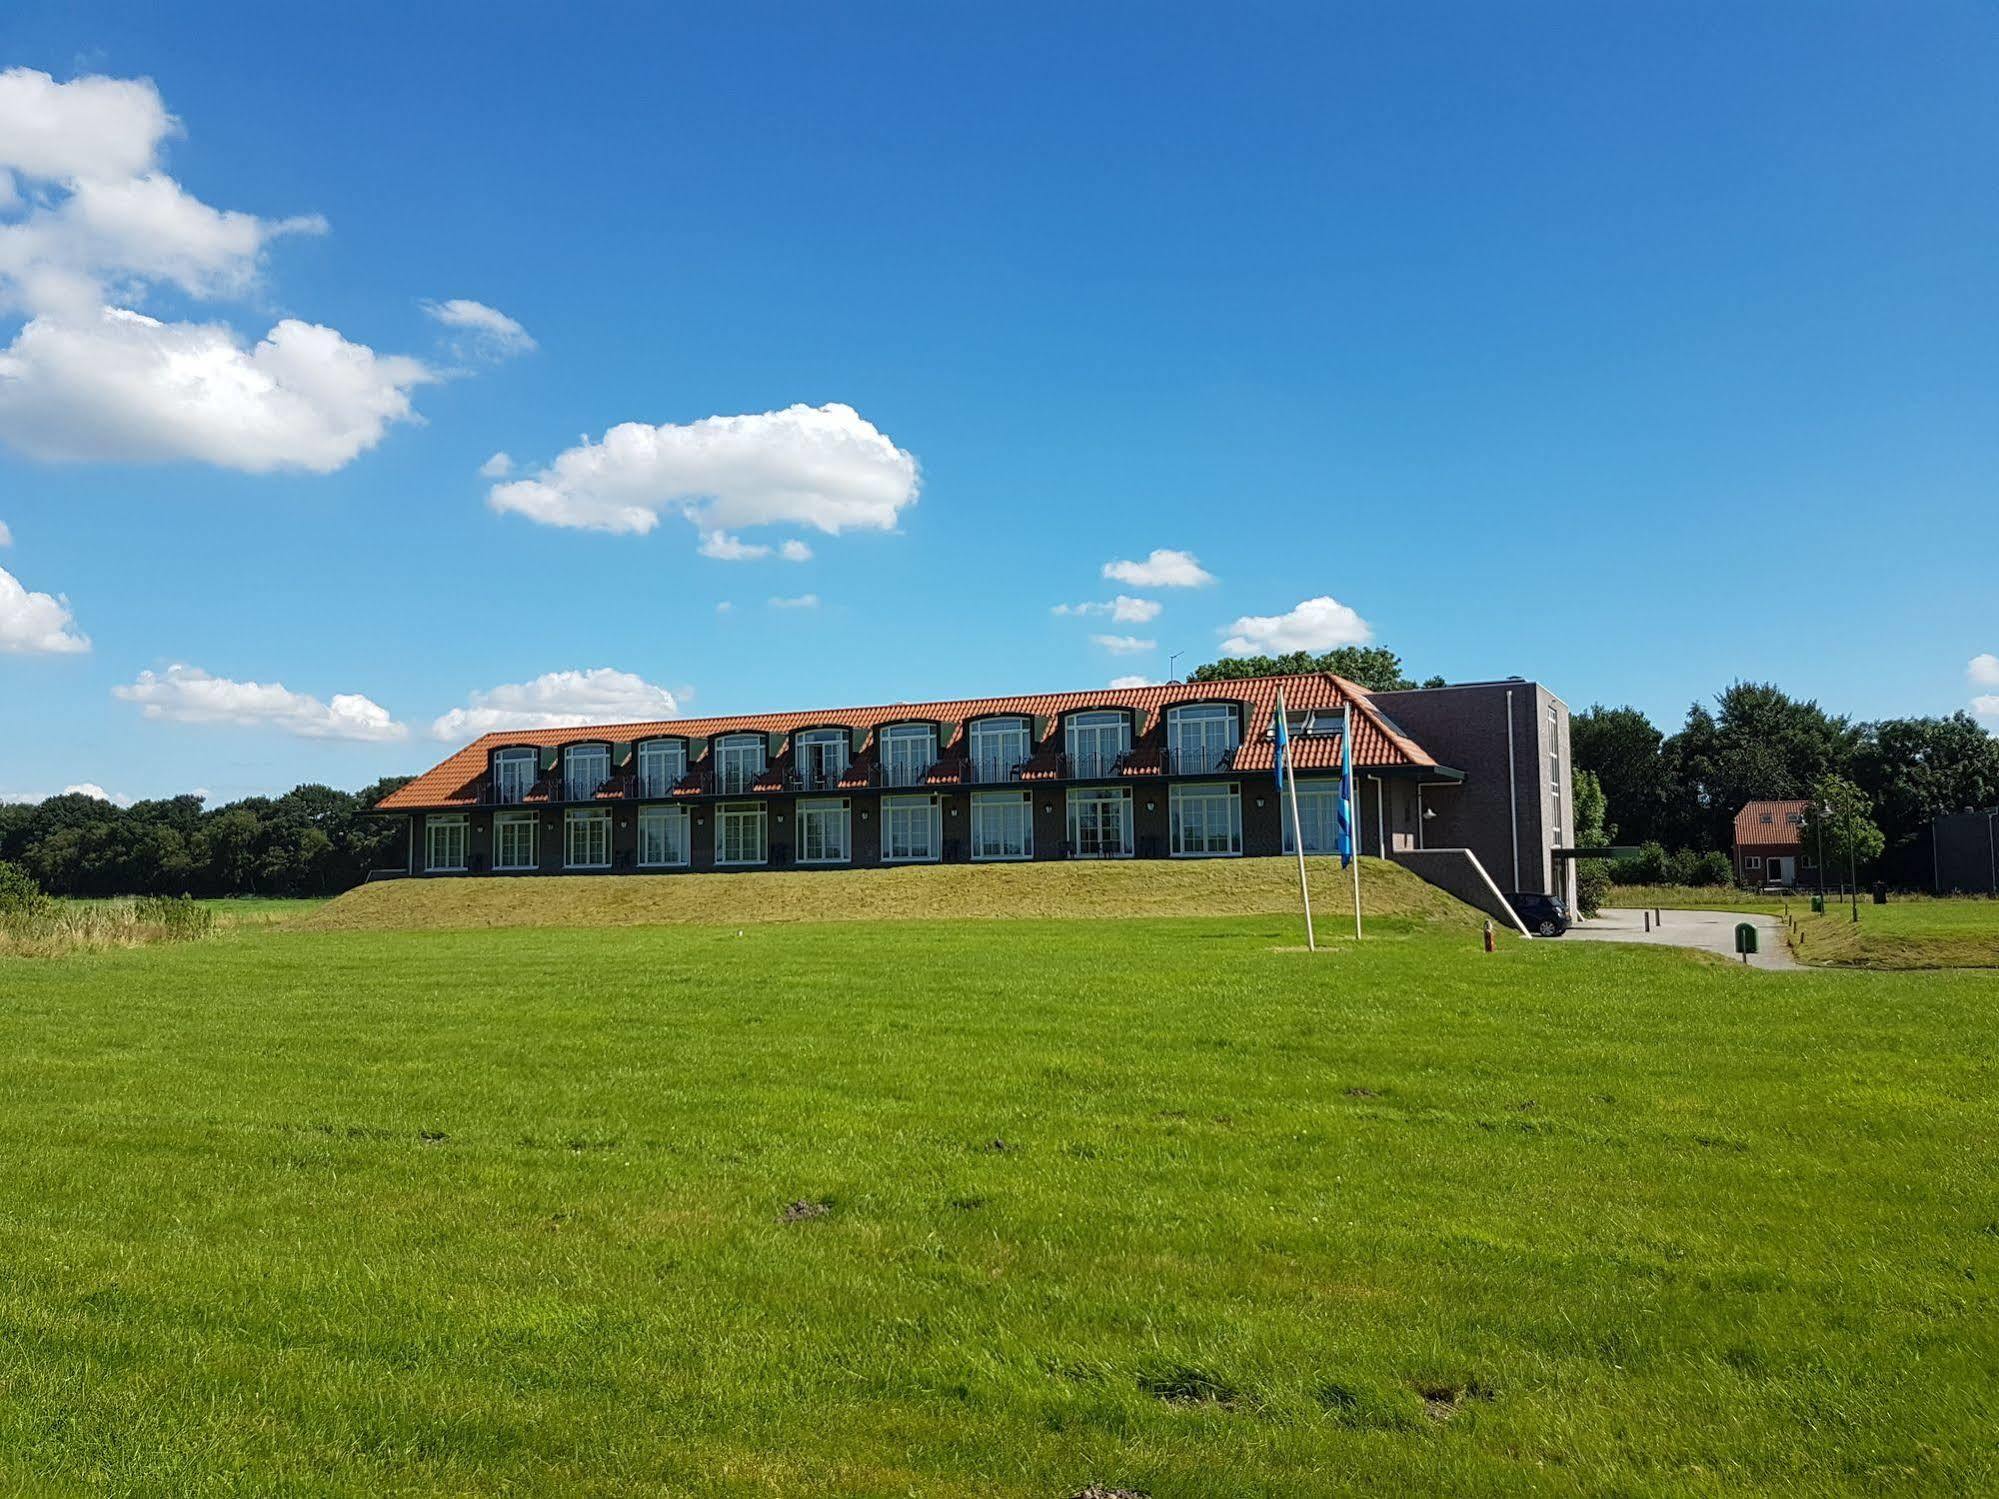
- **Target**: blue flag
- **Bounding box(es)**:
[1335,707,1355,870]
[1272,701,1290,794]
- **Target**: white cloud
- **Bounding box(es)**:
[488,402,920,544]
[0,67,174,184]
[698,530,771,561]
[1974,694,1999,725]
[1220,595,1373,655]
[114,664,405,741]
[1969,653,1999,689]
[1102,548,1214,588]
[429,667,679,740]
[769,593,820,609]
[1053,595,1161,623]
[0,518,11,546]
[779,538,812,562]
[715,601,734,614]
[1091,633,1156,654]
[0,68,437,474]
[421,297,535,359]
[0,561,88,653]
[0,308,433,472]
[1108,675,1159,689]
[478,451,513,478]
[63,782,133,806]
[0,784,132,807]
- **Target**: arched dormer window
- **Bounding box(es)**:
[715,732,766,795]
[967,715,1030,783]
[636,737,688,798]
[1166,701,1242,774]
[491,745,538,804]
[880,722,939,787]
[563,741,611,801]
[1064,709,1133,779]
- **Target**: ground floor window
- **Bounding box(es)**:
[718,802,767,866]
[1170,781,1241,857]
[1282,783,1343,855]
[970,791,1032,861]
[883,794,941,862]
[425,814,468,872]
[565,808,612,869]
[1066,788,1132,859]
[796,799,851,864]
[494,811,538,871]
[638,806,689,868]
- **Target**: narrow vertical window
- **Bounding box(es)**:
[564,808,612,869]
[425,814,469,872]
[494,811,538,871]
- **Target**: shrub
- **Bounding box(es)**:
[0,860,50,917]
[1689,851,1734,887]
[132,896,216,942]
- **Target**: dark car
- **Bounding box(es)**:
[1506,892,1570,937]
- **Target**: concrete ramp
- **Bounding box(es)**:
[1390,848,1530,935]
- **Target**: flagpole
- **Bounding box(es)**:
[1347,701,1363,940]
[1277,686,1316,951]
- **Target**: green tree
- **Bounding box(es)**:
[1571,768,1613,916]
[1190,646,1418,692]
[1799,775,1885,901]
[1666,683,1862,851]
[1571,704,1672,846]
[1850,713,1999,883]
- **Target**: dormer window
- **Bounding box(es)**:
[795,728,850,790]
[881,724,937,788]
[1760,812,1774,824]
[564,743,610,801]
[969,716,1030,783]
[1167,703,1240,773]
[716,733,766,795]
[492,746,537,804]
[1065,711,1130,779]
[637,739,686,798]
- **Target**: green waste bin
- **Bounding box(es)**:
[1735,922,1758,959]
[1810,894,1824,914]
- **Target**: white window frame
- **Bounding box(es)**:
[796,798,851,864]
[564,807,612,870]
[716,734,766,795]
[564,742,611,802]
[1065,710,1131,780]
[1167,703,1240,774]
[969,716,1030,783]
[795,728,850,790]
[637,805,689,868]
[970,790,1033,861]
[493,810,538,871]
[1170,781,1242,858]
[637,739,687,798]
[1066,787,1133,859]
[716,801,768,866]
[492,746,538,804]
[1746,855,1763,871]
[881,723,938,788]
[1282,782,1343,855]
[882,794,942,863]
[425,813,468,872]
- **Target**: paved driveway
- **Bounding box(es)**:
[1563,907,1801,971]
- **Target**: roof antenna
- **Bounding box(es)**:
[1167,650,1183,683]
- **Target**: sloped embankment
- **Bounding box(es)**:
[301,856,1479,933]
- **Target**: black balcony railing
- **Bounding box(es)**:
[1158,745,1240,777]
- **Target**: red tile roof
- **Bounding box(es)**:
[376,672,1438,811]
[1734,799,1810,848]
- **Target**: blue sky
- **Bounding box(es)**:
[2,2,1995,805]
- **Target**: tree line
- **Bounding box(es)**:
[0,779,414,898]
[1574,683,1999,884]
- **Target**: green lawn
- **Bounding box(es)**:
[1609,885,1999,969]
[1,912,1992,1495]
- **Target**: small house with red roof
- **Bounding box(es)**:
[1733,799,1810,887]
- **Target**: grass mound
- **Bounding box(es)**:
[303,855,1473,934]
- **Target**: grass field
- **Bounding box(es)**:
[1609,885,1999,969]
[1,865,1993,1495]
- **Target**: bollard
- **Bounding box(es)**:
[1482,919,1495,953]
[1644,911,1651,933]
[1655,907,1663,925]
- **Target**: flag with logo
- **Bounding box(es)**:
[1336,704,1355,870]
